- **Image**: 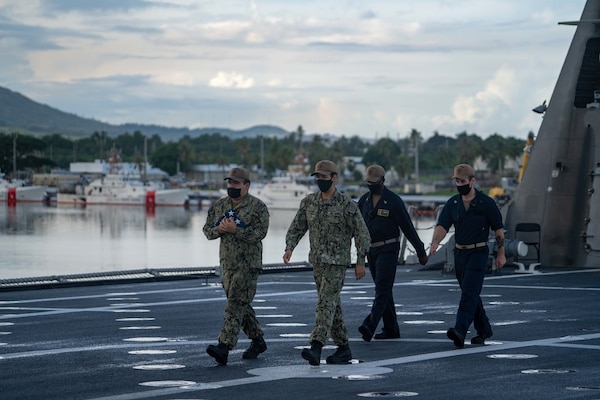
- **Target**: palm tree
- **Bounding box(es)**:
[455,132,483,165]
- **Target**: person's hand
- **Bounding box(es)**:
[495,253,506,269]
[429,242,438,256]
[418,255,429,266]
[283,249,292,264]
[218,217,236,234]
[217,219,227,234]
[355,264,366,280]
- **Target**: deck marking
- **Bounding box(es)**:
[81,332,600,400]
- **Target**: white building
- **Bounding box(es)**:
[69,160,168,178]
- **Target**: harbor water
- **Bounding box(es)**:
[0,203,436,280]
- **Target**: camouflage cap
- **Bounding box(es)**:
[224,167,250,183]
[451,164,475,180]
[310,160,338,176]
[365,164,385,181]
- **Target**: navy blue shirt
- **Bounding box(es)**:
[437,189,504,246]
[358,187,427,258]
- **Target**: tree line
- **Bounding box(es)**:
[0,126,529,182]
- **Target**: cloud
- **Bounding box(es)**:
[531,8,559,24]
[152,72,196,87]
[0,0,587,139]
[316,97,345,132]
[39,0,152,14]
[443,66,517,129]
[209,71,254,89]
[360,10,377,20]
[281,99,298,110]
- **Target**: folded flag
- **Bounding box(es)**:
[211,209,247,228]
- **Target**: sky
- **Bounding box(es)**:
[0,0,588,140]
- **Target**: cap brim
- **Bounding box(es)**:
[311,170,330,176]
[224,177,244,182]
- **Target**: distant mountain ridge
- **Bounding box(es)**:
[0,86,291,141]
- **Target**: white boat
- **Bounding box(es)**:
[0,177,47,203]
[250,175,313,210]
[57,174,190,207]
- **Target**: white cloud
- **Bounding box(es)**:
[0,0,587,138]
[443,66,517,129]
[316,97,343,131]
[531,8,558,24]
[151,72,196,86]
[393,113,413,135]
[281,100,298,110]
[209,71,254,89]
[200,21,253,41]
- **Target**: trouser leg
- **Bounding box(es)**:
[310,264,348,346]
[218,267,263,349]
[363,252,377,328]
[473,296,492,336]
[453,249,489,337]
[367,247,399,335]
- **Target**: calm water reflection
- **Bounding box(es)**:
[0,204,434,279]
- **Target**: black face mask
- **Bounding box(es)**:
[367,183,384,195]
[227,187,242,199]
[317,179,333,193]
[456,183,471,196]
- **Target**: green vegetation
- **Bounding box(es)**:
[0,133,56,177]
[0,126,529,189]
[0,85,529,188]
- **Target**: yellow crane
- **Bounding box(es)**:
[518,132,535,182]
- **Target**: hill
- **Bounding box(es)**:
[0,86,290,141]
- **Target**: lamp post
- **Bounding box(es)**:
[12,132,17,179]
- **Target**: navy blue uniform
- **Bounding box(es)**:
[358,187,427,337]
[437,189,503,338]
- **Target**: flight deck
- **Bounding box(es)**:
[1,266,599,400]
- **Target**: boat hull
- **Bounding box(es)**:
[57,189,190,207]
[249,177,313,210]
[0,186,47,203]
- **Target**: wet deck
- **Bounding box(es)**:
[1,266,599,400]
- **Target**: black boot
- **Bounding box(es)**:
[206,342,229,365]
[447,328,465,349]
[358,324,373,342]
[326,343,352,364]
[301,340,323,366]
[242,336,268,359]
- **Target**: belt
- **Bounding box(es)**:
[455,242,487,250]
[371,237,400,248]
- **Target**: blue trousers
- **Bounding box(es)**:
[363,243,400,336]
[453,248,493,338]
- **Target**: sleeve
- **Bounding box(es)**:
[486,197,504,231]
[203,202,222,240]
[357,194,367,216]
[235,200,270,244]
[394,196,427,257]
[436,197,454,231]
[350,201,371,264]
[285,197,309,251]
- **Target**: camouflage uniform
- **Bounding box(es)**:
[203,193,269,349]
[285,190,371,346]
